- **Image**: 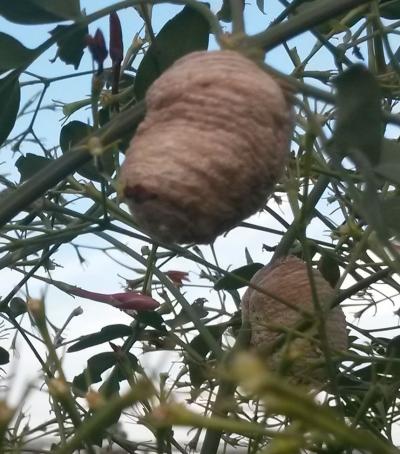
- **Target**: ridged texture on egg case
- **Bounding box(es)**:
[119,50,293,243]
[241,256,348,383]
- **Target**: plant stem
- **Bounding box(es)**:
[248,0,374,51]
[0,101,145,228]
[200,321,251,454]
[54,380,153,454]
[230,0,245,35]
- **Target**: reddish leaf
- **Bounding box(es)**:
[165,270,190,286]
[86,28,108,71]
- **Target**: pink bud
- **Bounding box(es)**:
[107,292,160,311]
[67,286,159,312]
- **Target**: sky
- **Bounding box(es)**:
[1,0,400,449]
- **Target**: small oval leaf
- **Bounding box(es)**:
[217,0,245,22]
[134,3,210,100]
[188,325,224,390]
[256,0,265,13]
[0,347,10,365]
[136,311,166,331]
[333,65,382,167]
[68,324,132,352]
[380,0,400,19]
[72,350,138,393]
[318,252,340,287]
[0,0,81,25]
[0,347,10,366]
[60,120,115,181]
[0,33,35,74]
[0,73,20,147]
[73,352,117,392]
[9,297,27,317]
[50,24,88,69]
[214,263,264,291]
[374,139,400,185]
[15,154,53,182]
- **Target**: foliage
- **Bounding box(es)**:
[0,0,400,453]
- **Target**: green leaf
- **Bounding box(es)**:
[333,65,383,167]
[380,0,400,19]
[0,0,81,24]
[352,187,388,242]
[374,139,400,184]
[318,251,340,287]
[15,154,53,182]
[136,312,166,332]
[0,33,35,74]
[50,24,88,69]
[187,325,225,390]
[72,350,138,393]
[214,263,264,291]
[217,0,245,22]
[73,352,117,392]
[68,324,133,352]
[134,3,210,100]
[0,347,9,365]
[167,298,208,329]
[0,72,20,147]
[60,121,115,181]
[293,0,362,35]
[380,196,400,237]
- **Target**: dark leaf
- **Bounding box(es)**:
[136,311,167,332]
[380,0,400,19]
[333,65,382,166]
[374,139,400,184]
[0,33,35,74]
[134,3,210,100]
[292,0,361,35]
[352,45,364,61]
[16,154,53,183]
[68,324,132,352]
[318,251,340,287]
[73,352,117,392]
[50,24,88,69]
[187,325,225,390]
[72,350,138,393]
[60,120,115,181]
[244,247,253,264]
[0,72,20,147]
[98,107,111,127]
[9,297,27,317]
[385,335,400,376]
[214,263,264,291]
[0,347,9,365]
[98,374,120,397]
[352,188,388,242]
[0,0,81,25]
[256,0,265,13]
[379,196,400,237]
[167,298,208,329]
[217,0,245,22]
